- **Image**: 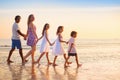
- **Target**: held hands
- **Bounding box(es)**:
[65,41,68,44]
[24,35,27,40]
[50,41,55,46]
[50,43,52,46]
[66,42,69,44]
[50,43,54,46]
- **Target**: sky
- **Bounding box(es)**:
[0,0,120,39]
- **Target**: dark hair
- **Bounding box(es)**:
[27,14,33,26]
[15,15,21,21]
[71,31,77,37]
[56,26,63,35]
[42,23,49,36]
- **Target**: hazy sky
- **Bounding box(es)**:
[0,0,120,39]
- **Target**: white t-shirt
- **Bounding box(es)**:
[68,37,77,53]
[12,22,20,40]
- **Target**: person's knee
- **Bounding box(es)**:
[19,49,22,51]
[32,47,36,51]
[46,52,48,55]
[11,48,15,51]
[19,48,22,50]
[32,46,36,51]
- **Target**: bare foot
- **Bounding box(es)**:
[48,62,52,65]
[22,59,28,65]
[7,60,14,64]
[34,61,39,64]
[37,63,41,67]
[67,62,72,64]
[53,63,58,66]
[25,59,28,62]
[77,64,82,68]
[64,65,70,68]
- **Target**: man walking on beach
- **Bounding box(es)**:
[7,15,26,64]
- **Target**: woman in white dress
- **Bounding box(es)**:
[35,23,52,65]
[52,26,71,66]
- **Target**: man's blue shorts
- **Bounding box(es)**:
[12,39,22,49]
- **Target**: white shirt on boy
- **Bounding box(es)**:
[12,22,20,40]
[68,37,77,53]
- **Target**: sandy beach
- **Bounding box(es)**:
[0,39,120,80]
[0,55,120,80]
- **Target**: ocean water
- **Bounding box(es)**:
[0,39,120,63]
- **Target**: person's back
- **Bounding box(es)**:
[12,22,20,40]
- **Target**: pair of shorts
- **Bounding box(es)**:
[12,39,22,49]
[68,53,77,56]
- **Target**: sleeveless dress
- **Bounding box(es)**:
[52,34,65,56]
[40,30,49,53]
[27,25,37,46]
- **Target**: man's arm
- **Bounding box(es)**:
[17,30,25,37]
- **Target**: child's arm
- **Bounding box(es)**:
[38,35,43,41]
[51,41,55,46]
[45,31,51,45]
[58,34,67,44]
[36,35,43,43]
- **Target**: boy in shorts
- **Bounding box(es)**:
[7,15,27,64]
[65,31,82,68]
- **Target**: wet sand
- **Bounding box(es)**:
[0,51,120,80]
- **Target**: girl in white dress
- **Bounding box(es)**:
[52,26,71,66]
[35,23,52,65]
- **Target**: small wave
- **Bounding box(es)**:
[0,45,11,47]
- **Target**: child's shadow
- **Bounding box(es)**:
[64,67,79,80]
[52,66,79,80]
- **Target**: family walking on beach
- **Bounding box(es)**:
[7,14,82,68]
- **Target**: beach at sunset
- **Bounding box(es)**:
[0,39,120,80]
[0,0,120,80]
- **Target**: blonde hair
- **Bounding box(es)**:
[27,14,33,26]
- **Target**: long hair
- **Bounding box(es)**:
[42,23,49,36]
[56,26,63,35]
[27,14,33,27]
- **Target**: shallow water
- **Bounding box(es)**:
[0,39,120,80]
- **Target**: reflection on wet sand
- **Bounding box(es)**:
[31,64,37,80]
[8,64,23,80]
[64,68,79,80]
[38,65,50,80]
[3,61,120,80]
[7,63,80,80]
[7,64,37,80]
[53,66,79,80]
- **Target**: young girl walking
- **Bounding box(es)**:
[34,23,52,65]
[52,26,71,66]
